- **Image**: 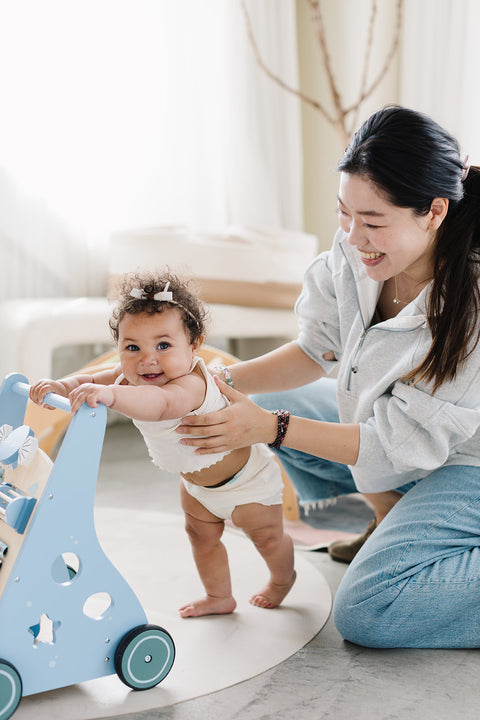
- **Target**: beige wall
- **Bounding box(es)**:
[296,0,401,250]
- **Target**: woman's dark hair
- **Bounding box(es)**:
[109,270,207,343]
[338,105,480,391]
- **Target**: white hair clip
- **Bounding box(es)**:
[152,282,173,302]
[129,288,146,300]
[130,282,174,302]
[129,281,200,328]
[461,154,471,182]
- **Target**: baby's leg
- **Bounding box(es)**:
[232,502,296,609]
[179,482,236,617]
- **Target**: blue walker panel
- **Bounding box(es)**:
[0,374,173,704]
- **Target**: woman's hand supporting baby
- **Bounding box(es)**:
[177,376,277,453]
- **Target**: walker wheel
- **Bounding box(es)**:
[0,659,22,720]
[114,624,175,690]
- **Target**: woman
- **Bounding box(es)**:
[178,106,480,648]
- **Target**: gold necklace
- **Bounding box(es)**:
[393,275,409,306]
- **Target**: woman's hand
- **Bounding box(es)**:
[176,377,277,454]
[69,383,115,414]
[29,379,68,409]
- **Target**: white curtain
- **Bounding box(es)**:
[400,0,480,162]
[0,0,302,300]
[226,1,302,230]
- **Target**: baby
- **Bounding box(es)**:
[30,271,295,617]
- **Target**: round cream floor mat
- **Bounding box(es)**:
[15,508,331,719]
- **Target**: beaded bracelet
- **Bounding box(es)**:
[214,363,234,387]
[268,409,290,451]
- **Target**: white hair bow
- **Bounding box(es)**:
[130,282,173,302]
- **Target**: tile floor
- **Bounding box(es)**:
[94,420,480,720]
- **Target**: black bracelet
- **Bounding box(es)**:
[268,409,290,451]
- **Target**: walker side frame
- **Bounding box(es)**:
[0,373,175,719]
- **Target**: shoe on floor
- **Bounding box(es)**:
[328,518,377,564]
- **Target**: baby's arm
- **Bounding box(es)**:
[29,365,122,407]
[69,372,206,421]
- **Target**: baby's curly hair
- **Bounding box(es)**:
[109,270,208,343]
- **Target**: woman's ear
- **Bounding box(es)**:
[429,197,449,229]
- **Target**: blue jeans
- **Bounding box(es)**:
[253,379,480,648]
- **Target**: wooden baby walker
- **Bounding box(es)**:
[0,372,175,720]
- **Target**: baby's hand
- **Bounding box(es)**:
[69,384,115,415]
[29,379,67,409]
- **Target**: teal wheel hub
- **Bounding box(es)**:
[114,624,175,690]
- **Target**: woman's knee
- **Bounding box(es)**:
[332,531,434,648]
[332,573,399,648]
[332,581,374,647]
[331,525,409,648]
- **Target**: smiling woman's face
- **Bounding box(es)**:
[336,172,438,283]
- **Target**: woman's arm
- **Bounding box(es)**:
[225,342,326,395]
[282,414,359,466]
[178,378,359,466]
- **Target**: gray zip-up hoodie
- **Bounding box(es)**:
[295,228,480,493]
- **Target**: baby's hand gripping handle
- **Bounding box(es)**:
[12,380,71,413]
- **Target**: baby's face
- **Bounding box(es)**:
[118,309,199,387]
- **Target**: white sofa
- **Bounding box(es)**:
[0,226,318,382]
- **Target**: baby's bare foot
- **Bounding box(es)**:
[179,594,237,618]
[250,571,297,609]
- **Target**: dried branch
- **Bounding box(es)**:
[350,0,378,132]
[307,0,344,130]
[241,0,403,146]
[240,0,337,127]
[343,0,403,126]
